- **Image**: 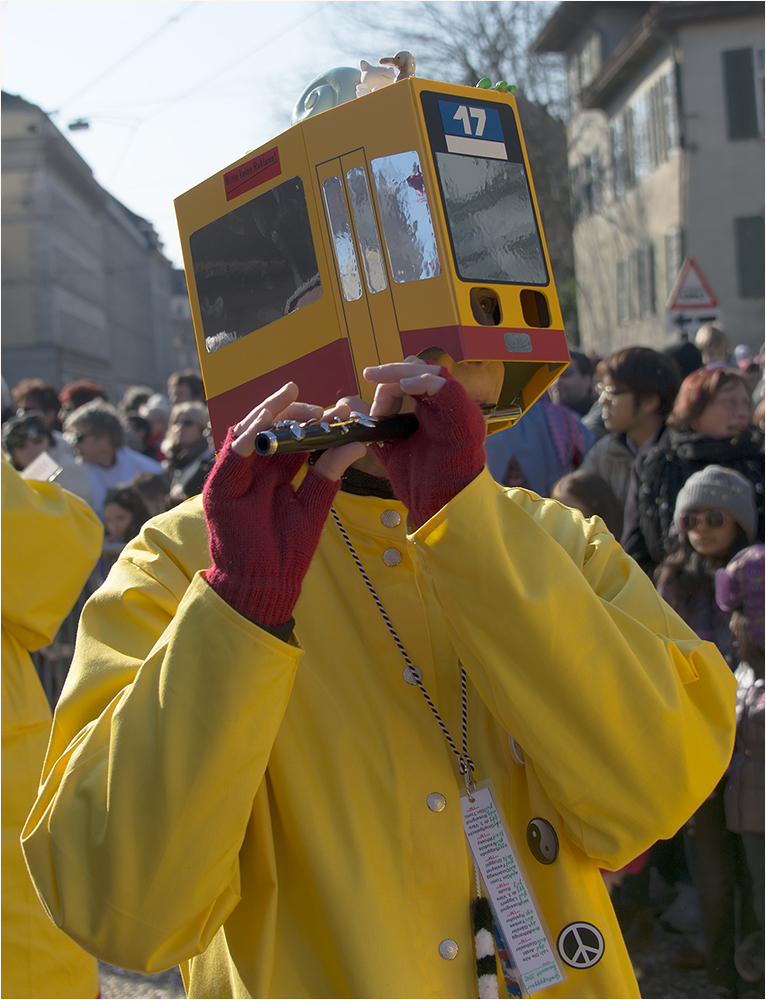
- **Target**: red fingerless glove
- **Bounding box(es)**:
[202,427,340,626]
[376,368,486,526]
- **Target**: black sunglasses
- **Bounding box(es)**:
[679,510,730,532]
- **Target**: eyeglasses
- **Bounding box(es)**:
[175,419,199,428]
[679,510,731,532]
[69,431,93,446]
[6,432,45,450]
[597,383,631,402]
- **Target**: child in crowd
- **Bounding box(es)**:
[102,487,151,544]
[716,545,765,992]
[551,470,623,537]
[656,465,759,997]
[129,472,172,517]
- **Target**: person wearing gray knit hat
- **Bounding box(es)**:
[674,465,757,543]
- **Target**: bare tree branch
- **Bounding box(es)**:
[325,1,576,336]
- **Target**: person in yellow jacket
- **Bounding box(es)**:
[2,458,103,999]
[23,359,735,999]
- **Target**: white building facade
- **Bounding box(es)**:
[1,92,189,400]
[532,1,764,356]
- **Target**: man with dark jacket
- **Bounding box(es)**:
[580,348,681,517]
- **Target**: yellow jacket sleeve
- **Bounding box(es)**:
[1,458,103,652]
[410,469,737,866]
[23,506,302,972]
[2,459,103,1000]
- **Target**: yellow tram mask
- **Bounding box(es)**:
[175,64,570,448]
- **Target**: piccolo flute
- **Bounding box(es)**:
[254,412,419,456]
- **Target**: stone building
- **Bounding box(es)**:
[1,91,193,402]
[532,1,764,356]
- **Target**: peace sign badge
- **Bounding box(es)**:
[556,922,605,969]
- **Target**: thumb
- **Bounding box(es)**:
[313,440,368,482]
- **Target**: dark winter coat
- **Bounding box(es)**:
[725,663,764,834]
[622,426,764,576]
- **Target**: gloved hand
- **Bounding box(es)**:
[203,384,366,627]
[363,358,487,527]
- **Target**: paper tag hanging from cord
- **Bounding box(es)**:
[461,780,566,996]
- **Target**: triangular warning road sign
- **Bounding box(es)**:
[667,257,718,310]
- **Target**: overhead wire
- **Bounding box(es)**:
[138,0,334,124]
[103,1,333,184]
[51,1,202,114]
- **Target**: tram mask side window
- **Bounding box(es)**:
[189,175,322,354]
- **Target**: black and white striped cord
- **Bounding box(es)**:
[330,507,475,785]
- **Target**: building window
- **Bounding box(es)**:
[617,258,631,324]
[665,228,684,298]
[579,32,602,90]
[723,47,765,138]
[631,94,654,182]
[617,244,656,322]
[734,216,765,297]
[572,159,590,219]
[568,32,602,96]
[612,114,632,198]
[659,69,681,155]
[613,70,680,197]
[637,243,655,317]
[589,151,602,211]
[573,152,603,219]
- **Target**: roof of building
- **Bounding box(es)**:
[530,2,644,54]
[532,1,763,54]
[532,2,764,110]
[1,91,41,112]
[2,89,167,255]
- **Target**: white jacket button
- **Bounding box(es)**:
[439,939,459,960]
[427,792,446,812]
[381,509,401,527]
[383,548,401,566]
[403,666,422,685]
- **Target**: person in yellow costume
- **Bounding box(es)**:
[23,358,735,999]
[2,458,102,999]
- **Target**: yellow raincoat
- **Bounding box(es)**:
[2,460,102,999]
[23,468,735,998]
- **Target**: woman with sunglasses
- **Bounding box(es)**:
[655,465,760,998]
[622,366,764,577]
[2,411,94,507]
[161,402,215,506]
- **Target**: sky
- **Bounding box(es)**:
[0,0,413,268]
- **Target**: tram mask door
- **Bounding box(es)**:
[317,154,401,406]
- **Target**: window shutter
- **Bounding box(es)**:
[723,49,759,139]
[735,216,765,297]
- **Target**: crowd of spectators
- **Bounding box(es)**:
[2,369,214,554]
[487,323,764,997]
[2,326,763,997]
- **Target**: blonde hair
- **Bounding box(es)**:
[162,402,209,454]
[694,322,728,359]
